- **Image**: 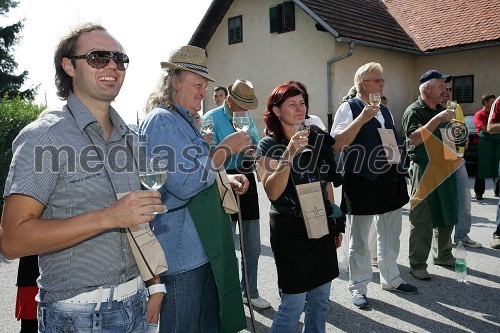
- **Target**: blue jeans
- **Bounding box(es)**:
[159,263,219,333]
[270,282,331,333]
[454,164,472,241]
[38,288,147,333]
[231,218,261,299]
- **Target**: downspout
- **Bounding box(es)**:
[327,41,354,132]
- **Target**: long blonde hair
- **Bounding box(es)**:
[144,69,184,113]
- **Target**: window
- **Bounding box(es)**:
[228,16,242,45]
[453,75,474,104]
[270,1,295,34]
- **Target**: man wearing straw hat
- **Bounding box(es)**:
[140,45,252,332]
[205,79,271,309]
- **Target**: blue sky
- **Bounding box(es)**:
[7,0,211,123]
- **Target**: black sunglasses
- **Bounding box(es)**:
[69,50,129,71]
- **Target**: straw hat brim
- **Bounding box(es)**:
[161,61,215,82]
[227,83,259,110]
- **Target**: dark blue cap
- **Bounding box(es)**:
[419,70,452,84]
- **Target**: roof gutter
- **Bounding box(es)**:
[335,36,421,55]
[337,36,499,55]
[327,41,354,131]
[421,40,500,55]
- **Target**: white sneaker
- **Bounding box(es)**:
[243,296,271,309]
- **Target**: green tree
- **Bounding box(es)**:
[0,0,36,99]
[0,95,45,208]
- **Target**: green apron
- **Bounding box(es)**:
[188,183,246,333]
[410,126,458,228]
[477,131,500,179]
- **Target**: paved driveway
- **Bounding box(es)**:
[1,176,499,332]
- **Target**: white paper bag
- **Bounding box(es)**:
[377,128,401,164]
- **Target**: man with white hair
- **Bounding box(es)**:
[402,70,459,280]
[331,62,416,310]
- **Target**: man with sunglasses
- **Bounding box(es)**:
[0,23,165,332]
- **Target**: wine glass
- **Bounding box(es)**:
[139,156,168,214]
[293,120,311,152]
[447,100,458,113]
[201,118,214,134]
[232,111,251,133]
[369,93,381,106]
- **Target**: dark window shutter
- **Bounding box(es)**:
[283,1,295,31]
[228,16,242,45]
[270,7,277,33]
[228,18,235,44]
[235,25,241,42]
[453,75,474,104]
[277,4,284,33]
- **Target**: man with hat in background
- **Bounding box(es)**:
[402,70,460,280]
[140,46,252,332]
[204,79,271,309]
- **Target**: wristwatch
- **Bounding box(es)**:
[147,284,166,296]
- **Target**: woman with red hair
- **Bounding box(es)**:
[256,84,343,332]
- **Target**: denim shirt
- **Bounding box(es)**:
[139,104,216,274]
[204,101,259,171]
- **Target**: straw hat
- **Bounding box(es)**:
[160,45,215,82]
[227,79,258,110]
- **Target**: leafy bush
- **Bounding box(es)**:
[0,94,46,207]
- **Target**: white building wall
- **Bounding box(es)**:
[204,0,337,133]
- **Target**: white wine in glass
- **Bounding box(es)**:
[293,123,310,135]
[293,121,311,152]
[139,157,168,214]
[369,93,381,106]
[447,100,458,113]
[201,118,214,134]
[233,111,250,133]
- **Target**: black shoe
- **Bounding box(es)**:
[393,282,418,294]
[475,195,483,200]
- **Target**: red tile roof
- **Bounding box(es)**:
[384,0,500,51]
[190,0,500,53]
[297,0,419,52]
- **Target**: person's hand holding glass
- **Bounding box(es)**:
[139,155,168,214]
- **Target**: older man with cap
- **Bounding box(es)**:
[204,79,271,309]
[402,70,460,280]
[140,46,252,332]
